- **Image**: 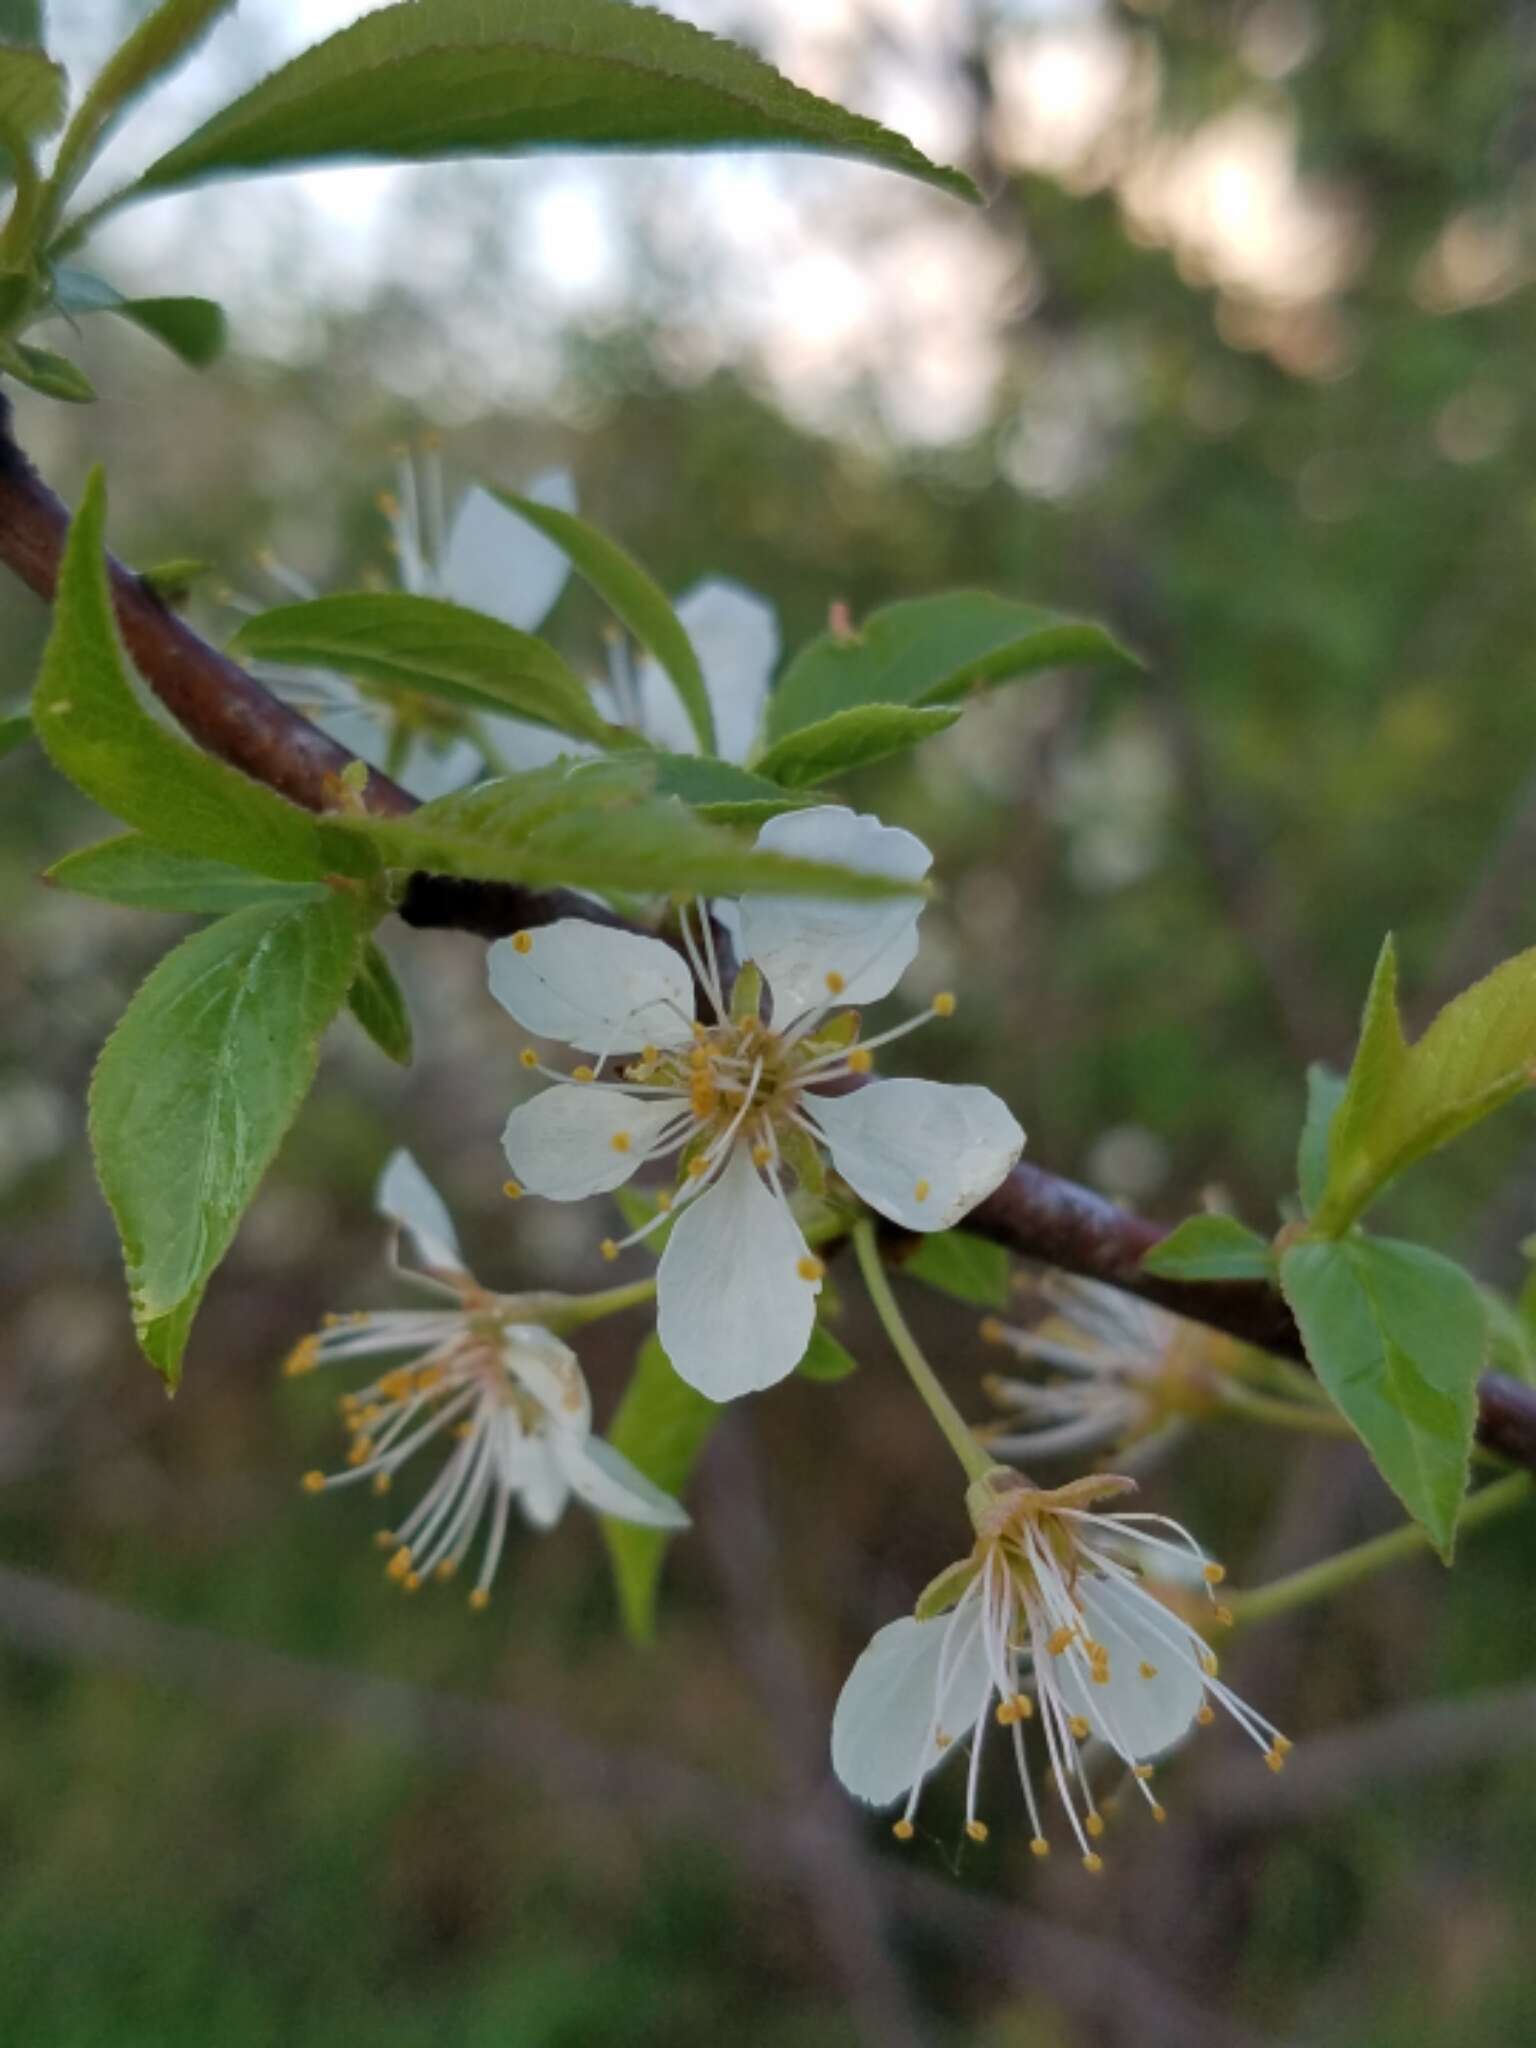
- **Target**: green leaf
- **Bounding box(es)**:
[49,266,226,364]
[31,468,334,881]
[110,0,976,216]
[0,40,62,147]
[0,704,30,757]
[0,5,44,46]
[0,337,93,399]
[90,892,368,1385]
[229,592,617,747]
[1140,1214,1273,1284]
[1318,936,1536,1232]
[766,592,1136,743]
[599,1335,717,1644]
[650,751,807,823]
[1298,1062,1346,1217]
[46,833,324,913]
[754,702,960,789]
[1278,1236,1484,1558]
[347,940,412,1065]
[491,491,714,753]
[798,1323,859,1382]
[345,758,926,901]
[51,0,233,204]
[902,1229,1011,1310]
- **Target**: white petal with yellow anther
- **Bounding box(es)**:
[657,1143,820,1397]
[376,1149,468,1282]
[831,1611,993,1808]
[635,579,779,763]
[1053,1574,1206,1763]
[735,807,932,1026]
[502,1087,683,1201]
[559,1435,693,1528]
[440,470,576,632]
[805,1078,1024,1231]
[487,920,696,1054]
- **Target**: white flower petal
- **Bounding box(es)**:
[805,1079,1024,1231]
[511,1439,571,1530]
[375,1149,468,1279]
[502,1325,591,1431]
[656,1145,818,1397]
[440,470,577,632]
[635,579,778,762]
[397,734,482,801]
[487,919,695,1054]
[1056,1576,1205,1761]
[479,709,596,773]
[831,1609,993,1807]
[735,807,932,1025]
[560,1435,691,1528]
[502,1086,683,1200]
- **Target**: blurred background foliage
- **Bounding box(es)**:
[5,0,1536,2041]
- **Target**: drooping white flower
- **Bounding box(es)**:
[488,806,1025,1400]
[831,1468,1286,1865]
[285,1150,687,1605]
[977,1275,1239,1463]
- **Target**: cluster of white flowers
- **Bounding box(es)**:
[272,468,1278,1872]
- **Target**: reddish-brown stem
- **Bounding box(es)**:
[4,394,1534,1471]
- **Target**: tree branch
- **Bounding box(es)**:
[6,400,1536,1474]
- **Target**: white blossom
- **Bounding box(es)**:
[489,806,1024,1400]
[286,1150,686,1606]
[831,1468,1286,1865]
[977,1275,1240,1463]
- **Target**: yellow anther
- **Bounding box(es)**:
[1151,1803,1168,1824]
[846,1047,874,1074]
[374,1530,396,1550]
[642,1044,659,1063]
[600,1238,619,1263]
[797,1255,825,1283]
[371,1473,392,1497]
[1012,1692,1034,1720]
[656,1190,674,1213]
[346,1439,372,1467]
[301,1470,326,1494]
[913,1178,930,1202]
[1085,1812,1105,1839]
[283,1336,320,1377]
[979,1317,1006,1345]
[825,971,846,995]
[468,1588,490,1612]
[520,1048,539,1069]
[503,1179,524,1201]
[386,1546,413,1581]
[1200,1648,1219,1676]
[1139,1661,1158,1679]
[403,1572,423,1593]
[892,1819,915,1842]
[1196,1704,1215,1727]
[1082,1853,1104,1875]
[1029,1837,1050,1859]
[512,931,533,954]
[322,1312,343,1329]
[1273,1734,1293,1758]
[995,1700,1016,1727]
[935,1732,952,1751]
[572,1065,595,1084]
[965,1819,988,1843]
[435,1560,458,1582]
[611,1132,632,1154]
[932,991,956,1017]
[1048,1627,1075,1657]
[752,1142,773,1167]
[1264,1746,1286,1774]
[1202,1561,1226,1585]
[1212,1604,1234,1628]
[1069,1716,1090,1741]
[686,1157,710,1179]
[1133,1765,1153,1781]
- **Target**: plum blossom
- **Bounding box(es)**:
[489,806,1024,1400]
[977,1275,1240,1463]
[255,451,779,793]
[831,1467,1286,1865]
[285,1150,687,1606]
